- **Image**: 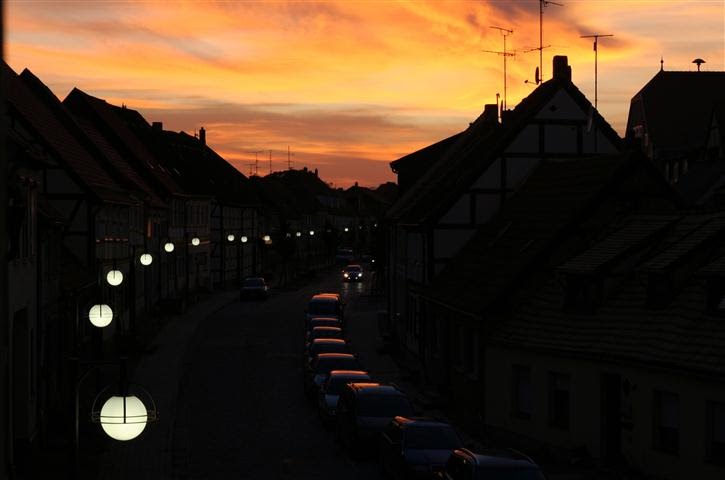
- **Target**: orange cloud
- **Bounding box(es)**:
[6,0,724,186]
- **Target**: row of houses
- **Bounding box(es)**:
[0,61,396,477]
[385,56,725,479]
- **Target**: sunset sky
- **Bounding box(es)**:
[5,1,725,187]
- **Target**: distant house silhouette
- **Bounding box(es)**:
[626,68,725,204]
[386,56,622,368]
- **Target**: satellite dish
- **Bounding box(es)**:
[692,58,706,71]
[535,67,540,84]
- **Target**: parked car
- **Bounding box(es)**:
[305,294,344,326]
[305,338,351,364]
[239,277,270,300]
[435,448,546,480]
[304,353,362,397]
[317,370,371,425]
[306,326,344,344]
[307,318,343,333]
[342,264,364,282]
[379,416,463,479]
[335,383,414,457]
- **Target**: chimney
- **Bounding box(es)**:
[152,121,163,131]
[552,55,572,82]
[314,168,318,177]
[199,126,206,145]
[482,104,498,125]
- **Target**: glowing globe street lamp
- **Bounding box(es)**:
[227,234,235,242]
[139,253,153,266]
[309,230,315,236]
[241,236,248,243]
[88,304,113,328]
[106,269,124,286]
[191,237,200,246]
[263,235,271,243]
[164,242,175,253]
[98,395,148,441]
[344,227,349,232]
[296,231,302,237]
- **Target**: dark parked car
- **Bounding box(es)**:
[304,353,362,397]
[239,277,269,300]
[379,417,463,479]
[307,317,343,332]
[335,383,414,457]
[305,294,344,326]
[305,338,351,364]
[306,326,344,344]
[435,448,546,480]
[342,264,364,282]
[317,370,371,424]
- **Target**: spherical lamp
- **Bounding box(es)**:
[241,236,248,243]
[227,234,235,242]
[99,395,148,441]
[344,227,349,232]
[263,235,271,243]
[106,270,123,286]
[164,242,175,253]
[309,230,315,236]
[191,237,200,246]
[296,231,302,237]
[139,253,153,266]
[88,304,113,328]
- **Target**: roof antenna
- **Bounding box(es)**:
[537,0,563,84]
[248,150,262,176]
[287,145,295,170]
[580,33,614,110]
[660,56,664,72]
[693,58,706,71]
[483,26,515,110]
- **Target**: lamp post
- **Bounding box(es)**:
[72,356,157,477]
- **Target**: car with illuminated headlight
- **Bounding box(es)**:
[239,276,269,300]
[379,416,463,479]
[342,264,363,282]
[317,370,371,424]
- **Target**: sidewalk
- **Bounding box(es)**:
[94,288,239,480]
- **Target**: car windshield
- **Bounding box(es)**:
[345,266,362,273]
[475,469,546,480]
[310,342,348,356]
[404,426,462,450]
[243,278,264,287]
[326,375,369,395]
[314,357,360,374]
[357,395,414,417]
[309,301,338,315]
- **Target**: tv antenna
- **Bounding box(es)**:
[536,0,563,84]
[248,150,263,176]
[268,150,273,175]
[287,145,295,170]
[483,26,515,110]
[247,163,255,176]
[580,33,614,110]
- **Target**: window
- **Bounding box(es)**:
[512,365,532,419]
[549,372,570,429]
[653,390,679,454]
[707,401,725,464]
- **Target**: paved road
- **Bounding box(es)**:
[172,272,388,479]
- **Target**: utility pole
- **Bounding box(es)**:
[483,26,514,110]
[268,150,272,175]
[580,33,614,110]
[538,0,563,83]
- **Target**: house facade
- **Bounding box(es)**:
[386,56,622,365]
